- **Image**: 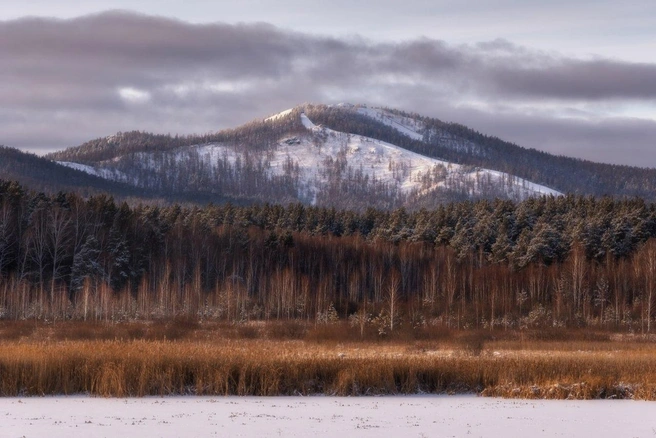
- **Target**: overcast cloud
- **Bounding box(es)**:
[1,11,655,167]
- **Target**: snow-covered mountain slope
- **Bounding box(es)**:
[58,161,128,182]
[298,111,560,198]
[355,107,425,141]
[55,104,562,208]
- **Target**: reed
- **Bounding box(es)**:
[1,323,656,399]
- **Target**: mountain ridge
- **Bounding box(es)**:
[46,105,562,209]
[9,102,655,207]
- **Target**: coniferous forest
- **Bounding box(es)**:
[2,179,656,333]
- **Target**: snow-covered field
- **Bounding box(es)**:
[2,395,654,437]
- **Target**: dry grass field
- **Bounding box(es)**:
[1,320,656,399]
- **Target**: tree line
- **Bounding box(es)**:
[1,180,656,332]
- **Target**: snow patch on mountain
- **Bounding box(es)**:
[355,107,425,141]
[57,161,128,181]
[265,108,293,122]
[354,105,484,156]
[300,113,317,130]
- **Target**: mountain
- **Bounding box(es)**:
[0,145,250,205]
[0,145,148,198]
[302,105,656,199]
[32,103,656,208]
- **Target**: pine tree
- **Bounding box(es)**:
[70,235,103,293]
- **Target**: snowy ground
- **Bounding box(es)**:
[2,395,654,437]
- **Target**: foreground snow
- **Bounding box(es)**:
[2,395,654,437]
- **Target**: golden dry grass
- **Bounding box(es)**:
[1,321,656,399]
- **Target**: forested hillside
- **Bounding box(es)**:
[45,107,560,209]
[47,111,306,164]
[305,105,656,200]
[0,146,147,198]
[2,180,656,332]
[0,146,254,206]
[43,104,656,207]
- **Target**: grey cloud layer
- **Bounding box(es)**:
[1,11,655,167]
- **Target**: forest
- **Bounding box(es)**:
[1,179,656,333]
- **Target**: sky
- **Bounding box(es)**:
[1,1,655,168]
